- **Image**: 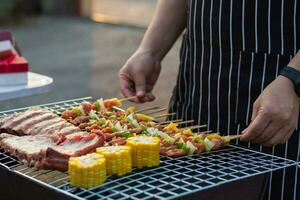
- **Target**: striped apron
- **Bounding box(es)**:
[169,0,300,199]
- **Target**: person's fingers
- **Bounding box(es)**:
[262,126,291,146]
[252,121,281,144]
[240,111,271,141]
[146,93,155,101]
[134,75,146,98]
[251,99,260,121]
[281,127,295,144]
[119,74,135,98]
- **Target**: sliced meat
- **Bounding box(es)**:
[165,148,186,157]
[0,107,80,136]
[191,141,206,153]
[0,132,105,171]
[159,145,186,157]
[41,133,105,171]
[0,108,46,135]
[13,112,57,135]
[211,138,225,150]
[109,137,127,146]
[70,116,89,126]
[0,133,56,166]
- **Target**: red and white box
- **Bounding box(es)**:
[0,31,29,86]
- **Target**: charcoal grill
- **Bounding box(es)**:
[0,97,297,200]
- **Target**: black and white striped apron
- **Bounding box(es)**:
[169,0,300,199]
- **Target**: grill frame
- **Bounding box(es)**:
[0,97,297,200]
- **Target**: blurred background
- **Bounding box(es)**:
[0,0,181,111]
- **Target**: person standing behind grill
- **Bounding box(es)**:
[119,0,300,199]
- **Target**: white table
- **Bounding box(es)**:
[0,72,53,101]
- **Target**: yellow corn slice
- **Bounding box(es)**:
[68,153,106,188]
[163,122,179,133]
[206,133,221,140]
[182,129,193,135]
[135,113,154,122]
[108,98,122,107]
[126,136,160,169]
[96,146,132,176]
[127,106,136,113]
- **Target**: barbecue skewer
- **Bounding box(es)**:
[180,124,207,131]
[154,113,176,119]
[161,120,194,127]
[136,106,161,113]
[227,135,241,140]
[159,119,183,125]
[120,96,137,102]
[144,108,167,115]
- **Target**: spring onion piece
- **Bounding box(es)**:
[186,141,197,155]
[121,131,133,138]
[204,137,214,152]
[72,107,83,116]
[97,98,107,112]
[88,110,99,120]
[126,113,140,128]
[114,121,123,131]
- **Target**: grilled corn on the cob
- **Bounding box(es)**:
[126,136,160,169]
[68,153,106,188]
[96,146,132,176]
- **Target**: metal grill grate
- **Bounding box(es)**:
[0,97,297,200]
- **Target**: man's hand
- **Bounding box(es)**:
[119,48,161,103]
[241,76,300,146]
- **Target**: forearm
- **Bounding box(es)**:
[288,50,300,70]
[139,0,187,61]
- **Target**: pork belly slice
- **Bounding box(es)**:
[0,107,80,136]
[0,133,56,165]
[0,132,105,171]
[41,133,105,171]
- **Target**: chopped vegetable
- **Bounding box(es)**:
[135,113,153,122]
[163,122,179,133]
[182,129,193,135]
[126,136,160,168]
[206,133,221,140]
[72,107,83,116]
[68,153,106,188]
[96,98,107,112]
[121,131,133,138]
[186,141,197,155]
[126,113,140,128]
[127,106,136,113]
[88,110,99,120]
[97,146,132,176]
[204,137,214,152]
[114,121,123,131]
